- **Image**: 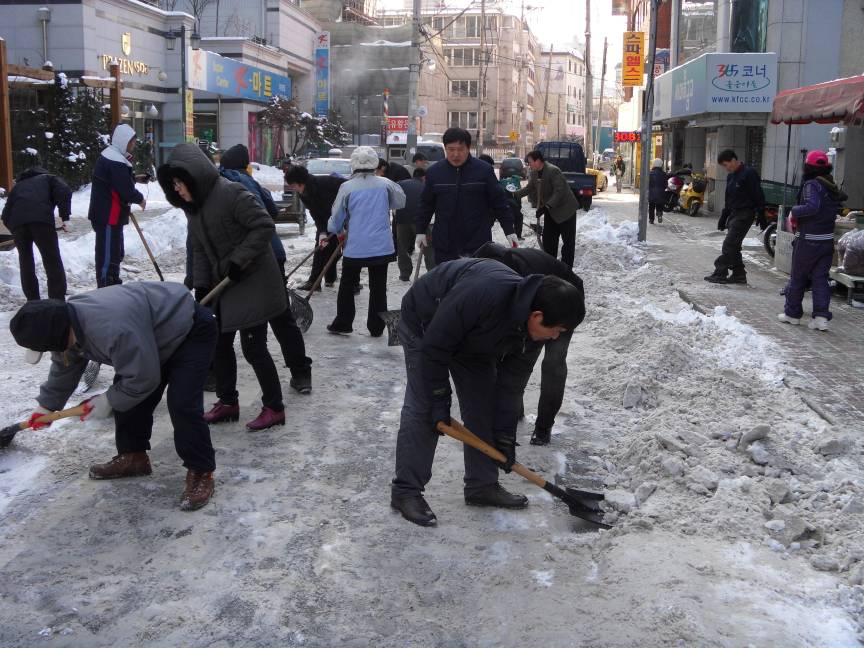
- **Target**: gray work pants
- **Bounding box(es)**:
[391,320,499,499]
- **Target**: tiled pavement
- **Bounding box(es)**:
[596,190,864,425]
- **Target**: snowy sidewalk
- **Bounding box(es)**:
[599,191,864,424]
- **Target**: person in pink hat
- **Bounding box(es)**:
[777,150,847,332]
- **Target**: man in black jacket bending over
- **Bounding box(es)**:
[284,165,346,290]
[474,242,585,446]
[390,258,584,526]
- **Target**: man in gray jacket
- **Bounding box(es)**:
[9,282,219,511]
[513,150,580,269]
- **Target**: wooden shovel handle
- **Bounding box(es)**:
[412,247,423,282]
[437,419,546,489]
[306,242,343,299]
[284,247,317,282]
[129,213,164,282]
[200,277,232,307]
[23,404,88,430]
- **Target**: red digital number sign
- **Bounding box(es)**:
[614,131,641,142]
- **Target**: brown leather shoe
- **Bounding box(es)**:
[180,470,215,511]
[88,452,152,480]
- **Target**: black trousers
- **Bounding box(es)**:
[309,228,339,284]
[269,299,312,377]
[12,223,66,300]
[509,199,524,239]
[396,223,436,279]
[713,209,754,275]
[392,321,499,498]
[542,213,577,269]
[333,262,389,335]
[648,202,664,223]
[94,223,125,288]
[114,304,218,472]
[512,330,573,431]
[214,323,284,411]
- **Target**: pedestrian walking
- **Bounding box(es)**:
[777,150,846,332]
[390,258,585,527]
[158,143,287,431]
[87,123,146,288]
[648,158,666,225]
[416,128,517,264]
[1,164,71,300]
[474,242,585,446]
[395,169,435,280]
[705,149,765,285]
[612,155,626,193]
[284,164,346,291]
[324,146,406,336]
[218,144,313,394]
[10,282,219,510]
[513,150,580,268]
[410,152,429,173]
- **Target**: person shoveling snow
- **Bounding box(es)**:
[8,282,219,511]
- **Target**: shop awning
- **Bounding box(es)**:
[770,75,864,125]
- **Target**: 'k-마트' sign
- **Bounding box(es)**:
[653,52,778,121]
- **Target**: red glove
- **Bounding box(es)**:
[788,215,798,232]
[337,232,347,246]
[28,408,53,430]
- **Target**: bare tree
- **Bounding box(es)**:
[186,0,214,32]
[161,0,180,10]
[223,9,253,38]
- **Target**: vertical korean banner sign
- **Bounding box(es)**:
[622,31,645,87]
[315,32,330,116]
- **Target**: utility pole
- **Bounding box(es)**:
[594,36,607,157]
[638,0,660,243]
[476,0,486,156]
[583,0,593,162]
[541,46,552,138]
[406,0,422,156]
[516,0,525,155]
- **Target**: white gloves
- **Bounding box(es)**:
[506,234,519,248]
[415,233,428,248]
[318,232,330,249]
[54,215,67,231]
[81,393,112,421]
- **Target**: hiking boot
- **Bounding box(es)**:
[246,406,285,431]
[391,495,437,526]
[327,323,353,336]
[203,401,240,424]
[809,316,829,332]
[290,372,312,394]
[399,275,410,282]
[465,483,528,509]
[530,425,551,446]
[777,313,801,326]
[704,272,728,283]
[325,279,336,287]
[180,470,215,511]
[89,452,152,480]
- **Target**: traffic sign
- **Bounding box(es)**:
[508,130,520,141]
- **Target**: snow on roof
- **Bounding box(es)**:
[7,76,53,85]
[360,40,411,47]
[124,0,194,21]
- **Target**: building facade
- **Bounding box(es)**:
[0,0,319,165]
[537,49,587,143]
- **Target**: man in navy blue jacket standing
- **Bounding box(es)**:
[416,128,517,264]
[87,124,146,288]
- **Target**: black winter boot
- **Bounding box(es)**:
[726,269,748,284]
[290,369,312,394]
[391,495,437,526]
[530,425,551,446]
[465,484,528,509]
[704,272,728,283]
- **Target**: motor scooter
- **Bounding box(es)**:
[679,172,707,217]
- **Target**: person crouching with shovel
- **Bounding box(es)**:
[390,258,584,526]
[9,282,219,510]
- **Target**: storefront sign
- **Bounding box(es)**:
[314,32,330,116]
[622,31,645,87]
[653,52,777,121]
[185,89,195,142]
[188,50,291,103]
[99,33,150,76]
[387,116,409,132]
[614,131,641,143]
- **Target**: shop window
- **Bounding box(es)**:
[731,0,768,53]
[679,0,717,64]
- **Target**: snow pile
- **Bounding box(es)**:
[252,163,285,189]
[69,180,170,218]
[577,209,639,246]
[0,208,187,299]
[562,211,864,603]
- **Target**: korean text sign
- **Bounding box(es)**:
[622,32,645,88]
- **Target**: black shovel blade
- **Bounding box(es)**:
[563,488,610,528]
[0,424,20,449]
[378,310,402,347]
[288,289,313,333]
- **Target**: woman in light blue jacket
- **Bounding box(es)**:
[325,146,406,336]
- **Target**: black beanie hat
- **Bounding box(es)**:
[220,144,250,171]
[10,299,71,353]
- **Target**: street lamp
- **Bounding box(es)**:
[164,25,199,142]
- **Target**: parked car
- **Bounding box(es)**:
[500,157,527,180]
[535,140,595,210]
[415,142,446,164]
[305,157,353,178]
[587,167,608,192]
